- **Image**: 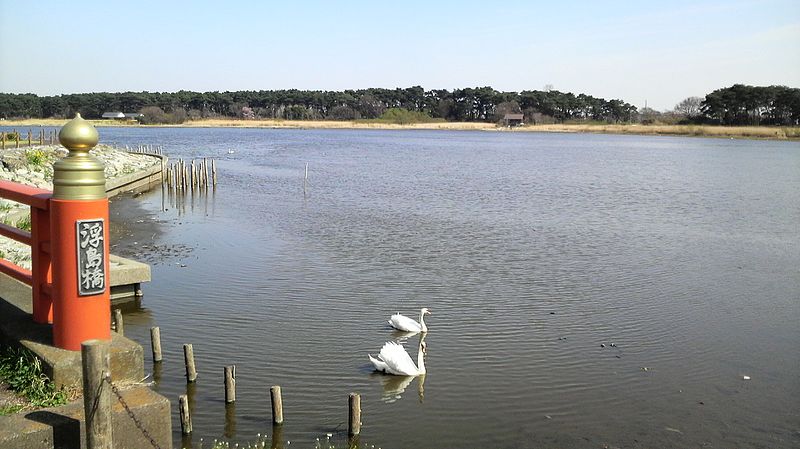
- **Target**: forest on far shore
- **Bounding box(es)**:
[0,84,798,127]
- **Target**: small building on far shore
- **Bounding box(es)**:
[102,112,143,121]
[503,113,524,127]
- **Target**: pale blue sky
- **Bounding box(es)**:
[1,0,798,110]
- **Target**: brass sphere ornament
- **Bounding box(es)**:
[53,113,107,200]
[58,113,98,150]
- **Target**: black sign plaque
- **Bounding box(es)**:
[76,218,106,296]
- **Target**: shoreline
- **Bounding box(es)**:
[1,119,798,141]
[0,144,162,269]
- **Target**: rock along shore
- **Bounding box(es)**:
[0,144,160,269]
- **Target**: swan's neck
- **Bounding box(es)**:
[419,309,428,332]
[417,336,426,374]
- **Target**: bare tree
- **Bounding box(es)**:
[674,97,703,117]
[494,101,522,122]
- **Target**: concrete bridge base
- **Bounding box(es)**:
[0,274,172,449]
[0,386,171,449]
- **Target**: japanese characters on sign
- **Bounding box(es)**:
[76,219,106,296]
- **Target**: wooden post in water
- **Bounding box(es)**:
[14,129,19,148]
[1,132,5,150]
[183,343,197,382]
[212,160,217,186]
[82,340,112,449]
[224,365,236,403]
[270,385,283,424]
[303,162,308,196]
[348,392,361,436]
[150,327,163,362]
[113,309,123,336]
[179,394,192,434]
[27,130,31,146]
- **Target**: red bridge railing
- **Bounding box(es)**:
[0,180,53,324]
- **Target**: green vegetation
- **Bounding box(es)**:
[368,108,443,125]
[0,403,23,415]
[0,346,69,414]
[3,132,19,141]
[188,434,374,449]
[24,148,48,167]
[138,106,188,125]
[1,214,32,232]
[0,87,639,123]
[702,85,800,125]
[1,84,797,126]
[15,215,31,232]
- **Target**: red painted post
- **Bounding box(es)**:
[51,114,111,351]
[31,206,53,323]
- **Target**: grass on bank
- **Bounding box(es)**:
[0,346,71,415]
[2,118,798,140]
[515,123,800,139]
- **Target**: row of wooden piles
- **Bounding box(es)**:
[124,144,164,155]
[164,158,217,192]
[110,312,364,440]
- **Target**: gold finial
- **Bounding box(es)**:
[53,113,106,200]
[58,113,99,151]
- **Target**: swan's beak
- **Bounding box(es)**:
[425,310,432,315]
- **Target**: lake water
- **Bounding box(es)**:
[67,128,800,447]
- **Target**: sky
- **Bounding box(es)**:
[1,0,798,111]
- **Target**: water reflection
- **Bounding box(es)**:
[417,374,425,403]
[390,329,420,342]
[224,403,236,439]
[152,361,163,384]
[270,424,284,449]
[375,374,426,403]
[163,181,217,217]
[186,382,197,416]
[180,433,194,449]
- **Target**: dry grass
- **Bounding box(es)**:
[0,118,495,130]
[183,118,495,130]
[516,123,800,140]
[2,119,797,140]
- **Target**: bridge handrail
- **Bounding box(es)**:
[0,180,52,210]
[0,179,53,323]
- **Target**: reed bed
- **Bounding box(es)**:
[520,123,800,140]
[2,119,797,140]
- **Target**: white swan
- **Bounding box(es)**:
[369,335,427,376]
[388,308,431,333]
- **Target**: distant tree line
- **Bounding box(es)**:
[639,85,800,126]
[0,87,636,124]
[700,85,800,126]
[0,84,797,125]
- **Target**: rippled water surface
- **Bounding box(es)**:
[96,128,800,448]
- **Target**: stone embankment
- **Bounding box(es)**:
[0,144,160,268]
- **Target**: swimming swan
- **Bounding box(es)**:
[388,308,431,333]
[369,334,427,376]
